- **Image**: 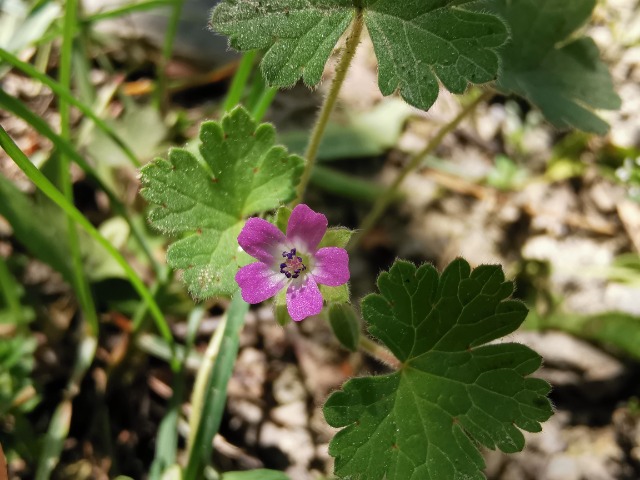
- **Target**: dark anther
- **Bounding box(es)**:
[280,248,306,279]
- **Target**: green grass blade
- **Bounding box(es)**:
[35,334,97,480]
[0,125,174,347]
[223,50,258,113]
[0,255,23,322]
[184,296,248,480]
[244,66,266,111]
[35,398,72,480]
[58,0,99,335]
[82,0,174,24]
[311,165,401,203]
[0,47,140,167]
[150,307,204,480]
[251,86,277,122]
[155,0,185,109]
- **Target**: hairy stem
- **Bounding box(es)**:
[359,336,401,370]
[294,9,364,203]
[350,90,492,249]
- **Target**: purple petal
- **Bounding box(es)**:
[286,204,327,253]
[312,247,350,286]
[286,275,323,321]
[238,217,287,264]
[235,262,285,304]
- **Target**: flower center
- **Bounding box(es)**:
[280,248,306,279]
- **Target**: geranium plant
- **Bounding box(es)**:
[136,0,621,478]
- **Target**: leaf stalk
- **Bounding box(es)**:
[350,90,492,249]
[294,8,365,203]
[359,336,401,370]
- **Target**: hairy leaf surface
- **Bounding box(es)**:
[211,0,509,111]
[324,259,553,479]
[488,0,620,134]
[140,107,304,299]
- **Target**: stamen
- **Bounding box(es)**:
[279,248,306,279]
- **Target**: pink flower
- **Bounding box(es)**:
[235,204,350,321]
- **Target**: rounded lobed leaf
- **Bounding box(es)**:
[324,258,553,480]
[487,0,621,134]
[210,0,509,111]
[140,106,304,299]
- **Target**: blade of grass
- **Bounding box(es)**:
[33,40,53,94]
[184,296,248,480]
[35,398,72,480]
[150,307,205,479]
[244,66,267,112]
[0,89,161,275]
[58,0,99,336]
[2,1,61,56]
[0,126,173,347]
[36,334,97,480]
[311,165,404,203]
[0,47,141,168]
[242,58,277,121]
[137,333,202,370]
[250,86,277,122]
[29,0,175,45]
[154,0,185,110]
[71,35,97,105]
[0,255,23,322]
[82,0,174,24]
[222,50,258,113]
[36,6,100,471]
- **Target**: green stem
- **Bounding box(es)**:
[294,8,364,203]
[223,50,258,112]
[358,336,401,370]
[350,90,491,249]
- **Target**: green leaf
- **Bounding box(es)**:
[140,107,304,299]
[324,259,552,480]
[211,1,509,111]
[185,296,249,480]
[488,0,621,134]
